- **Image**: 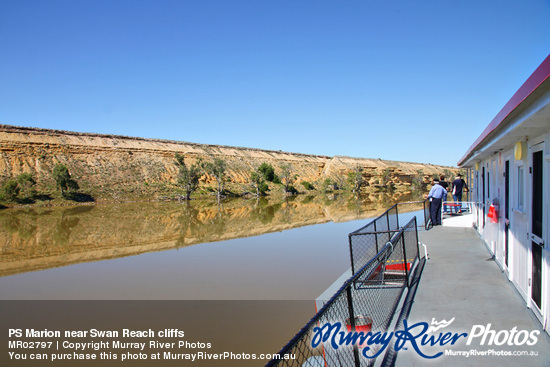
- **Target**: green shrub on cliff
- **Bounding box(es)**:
[285,185,298,195]
[1,179,20,201]
[258,163,280,184]
[0,173,37,203]
[16,173,36,199]
[301,181,315,190]
[52,164,79,197]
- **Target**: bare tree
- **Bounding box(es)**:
[347,165,364,193]
[175,153,202,200]
[203,158,227,200]
[280,163,297,194]
[250,169,268,196]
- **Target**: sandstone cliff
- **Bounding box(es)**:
[0,124,456,201]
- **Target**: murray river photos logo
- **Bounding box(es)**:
[311,318,540,359]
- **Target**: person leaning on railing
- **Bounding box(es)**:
[451,174,469,213]
[425,179,447,226]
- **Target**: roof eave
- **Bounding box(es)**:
[458,54,550,167]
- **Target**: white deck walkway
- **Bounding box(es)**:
[396,217,550,366]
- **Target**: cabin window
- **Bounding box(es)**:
[517,165,524,211]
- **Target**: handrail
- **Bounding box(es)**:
[265,241,394,367]
[266,217,421,367]
[349,200,427,274]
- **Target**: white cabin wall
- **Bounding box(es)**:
[471,132,549,316]
[462,56,550,335]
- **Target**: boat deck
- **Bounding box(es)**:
[396,214,550,366]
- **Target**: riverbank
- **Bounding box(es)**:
[0,124,459,207]
[0,182,428,212]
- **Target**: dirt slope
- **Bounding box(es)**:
[0,124,456,200]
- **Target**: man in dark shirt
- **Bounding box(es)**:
[439,175,449,213]
[451,174,469,213]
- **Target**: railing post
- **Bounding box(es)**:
[401,233,410,288]
[374,221,379,254]
[426,199,429,228]
[395,203,400,229]
[414,216,419,256]
[386,209,390,233]
[424,199,431,231]
[346,286,361,367]
[349,234,355,275]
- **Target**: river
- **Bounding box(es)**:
[0,193,419,366]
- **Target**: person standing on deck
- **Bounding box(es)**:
[451,174,469,213]
[426,179,447,226]
[439,175,449,213]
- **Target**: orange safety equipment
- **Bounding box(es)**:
[488,203,499,223]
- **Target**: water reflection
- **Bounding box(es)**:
[0,192,419,278]
[0,191,425,363]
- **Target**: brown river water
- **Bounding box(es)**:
[0,193,419,366]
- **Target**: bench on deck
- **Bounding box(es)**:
[443,202,464,214]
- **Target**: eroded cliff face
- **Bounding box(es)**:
[0,124,455,200]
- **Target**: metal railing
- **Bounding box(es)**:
[348,201,428,275]
[396,200,430,230]
[266,217,421,367]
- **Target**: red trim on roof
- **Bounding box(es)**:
[458,54,550,166]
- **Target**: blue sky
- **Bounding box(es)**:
[1,0,549,166]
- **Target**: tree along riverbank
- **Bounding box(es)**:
[0,124,460,208]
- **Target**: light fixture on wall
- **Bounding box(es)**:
[514,141,524,160]
[475,161,480,171]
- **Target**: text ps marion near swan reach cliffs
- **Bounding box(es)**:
[312,317,540,359]
[11,328,184,339]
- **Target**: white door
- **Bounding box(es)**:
[529,143,544,318]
